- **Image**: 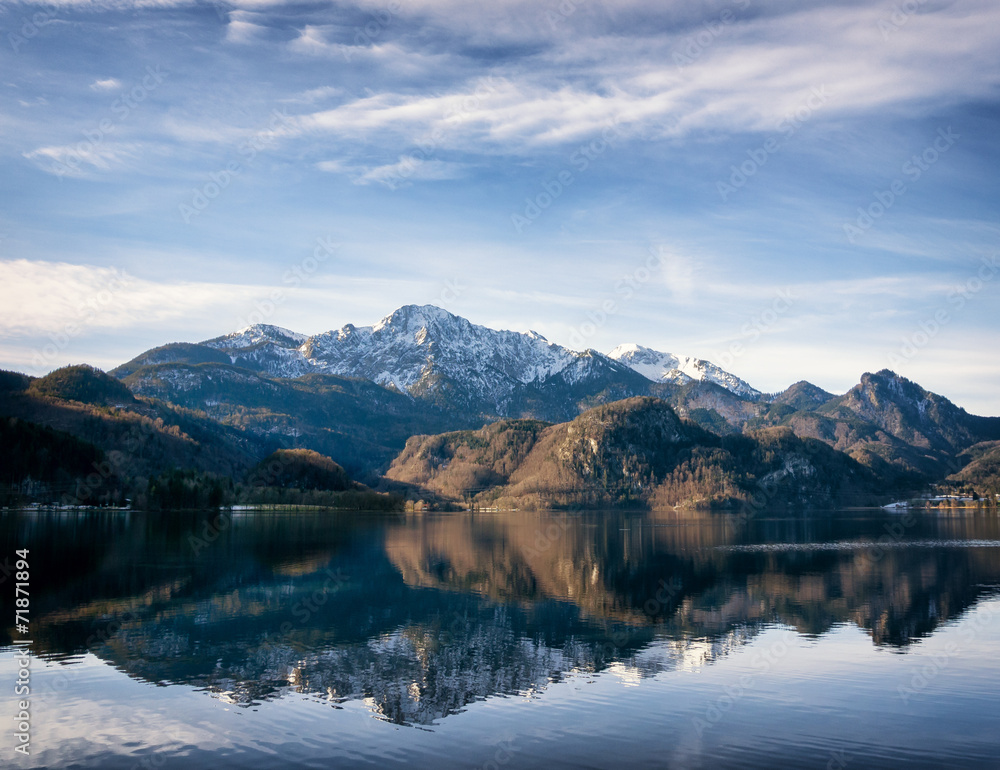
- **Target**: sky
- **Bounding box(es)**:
[1,0,998,413]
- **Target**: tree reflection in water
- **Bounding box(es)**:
[5,509,1000,725]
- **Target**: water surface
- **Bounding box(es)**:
[2,508,999,768]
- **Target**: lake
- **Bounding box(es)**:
[2,508,999,769]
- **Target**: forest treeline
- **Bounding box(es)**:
[1,367,400,511]
[3,365,998,512]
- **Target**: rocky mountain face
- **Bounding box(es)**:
[114,305,758,422]
[945,441,1000,495]
[743,370,1000,482]
[387,397,890,509]
[820,370,1000,460]
[100,307,1000,494]
[608,343,761,397]
[771,380,836,410]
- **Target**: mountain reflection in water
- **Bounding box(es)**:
[4,508,1000,727]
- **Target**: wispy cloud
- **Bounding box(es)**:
[318,156,467,187]
[0,259,260,336]
[22,143,142,176]
[89,78,121,91]
[225,11,268,44]
[277,0,1000,154]
[2,0,999,412]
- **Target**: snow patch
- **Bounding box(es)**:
[608,343,759,397]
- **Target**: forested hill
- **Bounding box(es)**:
[3,361,998,510]
[387,397,901,510]
[0,366,398,510]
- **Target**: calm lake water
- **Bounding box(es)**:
[2,508,1000,769]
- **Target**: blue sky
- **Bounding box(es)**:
[2,0,999,413]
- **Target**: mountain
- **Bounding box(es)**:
[745,370,1000,482]
[945,441,1000,497]
[298,306,577,399]
[0,366,399,510]
[27,362,137,407]
[659,378,766,434]
[115,304,756,421]
[203,324,314,378]
[109,342,234,378]
[7,356,999,509]
[770,380,835,410]
[819,369,1000,458]
[387,397,891,510]
[105,308,1000,498]
[0,365,268,506]
[1,415,112,505]
[248,448,352,492]
[118,361,465,479]
[608,343,761,398]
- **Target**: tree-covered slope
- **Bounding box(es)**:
[388,397,896,510]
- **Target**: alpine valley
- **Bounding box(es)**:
[3,304,999,510]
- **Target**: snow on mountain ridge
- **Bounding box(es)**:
[205,324,308,350]
[196,305,758,407]
[303,305,580,404]
[608,343,760,398]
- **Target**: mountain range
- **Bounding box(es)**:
[3,304,999,509]
[113,304,758,418]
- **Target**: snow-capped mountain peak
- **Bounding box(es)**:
[371,304,458,335]
[320,305,578,395]
[608,342,760,398]
[191,306,760,414]
[206,324,307,350]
